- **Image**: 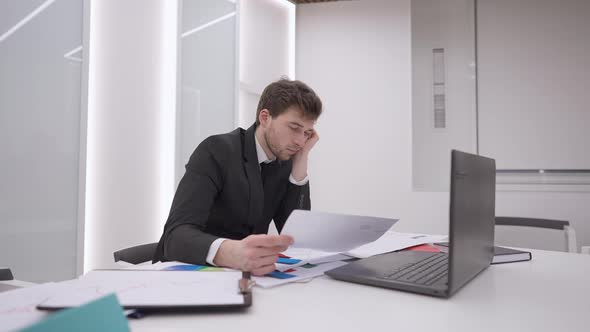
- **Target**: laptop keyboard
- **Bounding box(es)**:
[382,253,448,286]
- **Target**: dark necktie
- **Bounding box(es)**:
[260,161,274,185]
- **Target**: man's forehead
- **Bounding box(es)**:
[280,107,315,128]
[287,117,315,129]
[289,120,315,130]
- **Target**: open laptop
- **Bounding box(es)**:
[326,150,496,297]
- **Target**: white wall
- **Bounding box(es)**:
[84,0,177,271]
[297,0,450,236]
[477,0,590,251]
[478,0,590,169]
[296,0,590,250]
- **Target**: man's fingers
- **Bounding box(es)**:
[248,246,288,257]
[245,234,294,248]
[251,263,277,276]
[243,250,278,275]
[311,130,319,142]
[250,234,293,247]
[239,235,293,274]
[254,254,278,269]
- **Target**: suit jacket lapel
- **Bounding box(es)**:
[243,123,264,227]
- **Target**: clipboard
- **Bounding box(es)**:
[37,270,253,312]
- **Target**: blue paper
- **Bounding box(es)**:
[277,257,302,265]
[21,294,129,332]
[267,271,296,279]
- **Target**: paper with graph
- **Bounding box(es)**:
[38,270,245,309]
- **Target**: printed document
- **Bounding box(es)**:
[281,210,397,252]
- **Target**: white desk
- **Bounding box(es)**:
[1,279,36,288]
[130,249,590,332]
[0,279,36,293]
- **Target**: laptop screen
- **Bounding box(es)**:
[448,150,496,295]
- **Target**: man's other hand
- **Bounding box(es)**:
[291,130,319,182]
[213,234,294,276]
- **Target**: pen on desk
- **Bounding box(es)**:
[239,272,253,294]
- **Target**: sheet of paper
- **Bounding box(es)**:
[276,248,350,272]
[40,270,245,308]
[123,261,232,271]
[0,282,70,332]
[253,261,348,288]
[346,231,448,258]
[281,210,397,252]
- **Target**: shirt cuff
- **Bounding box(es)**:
[289,174,309,186]
[206,238,227,266]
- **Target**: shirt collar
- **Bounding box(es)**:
[255,135,276,164]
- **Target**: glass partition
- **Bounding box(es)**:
[177,0,238,184]
[0,0,84,282]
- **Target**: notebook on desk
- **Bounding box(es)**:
[434,242,532,264]
[326,150,496,298]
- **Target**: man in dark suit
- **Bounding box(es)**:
[153,79,322,276]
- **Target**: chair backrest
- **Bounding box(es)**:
[0,268,14,281]
[495,217,577,253]
[113,243,158,265]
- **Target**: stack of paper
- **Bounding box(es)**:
[346,231,448,258]
[115,212,447,289]
[123,261,229,272]
[259,211,446,287]
[275,231,447,271]
[0,282,69,331]
[39,270,247,309]
[252,261,348,288]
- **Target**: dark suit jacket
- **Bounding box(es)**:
[153,123,311,264]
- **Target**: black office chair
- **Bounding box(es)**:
[0,268,14,281]
[495,217,578,253]
[113,243,158,264]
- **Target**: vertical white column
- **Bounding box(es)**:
[85,0,177,271]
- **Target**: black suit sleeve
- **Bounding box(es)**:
[160,139,225,264]
[273,181,311,233]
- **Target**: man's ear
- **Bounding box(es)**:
[259,109,271,128]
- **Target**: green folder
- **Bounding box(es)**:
[20,293,129,332]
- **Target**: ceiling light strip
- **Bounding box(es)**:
[181,12,236,39]
[0,0,57,44]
